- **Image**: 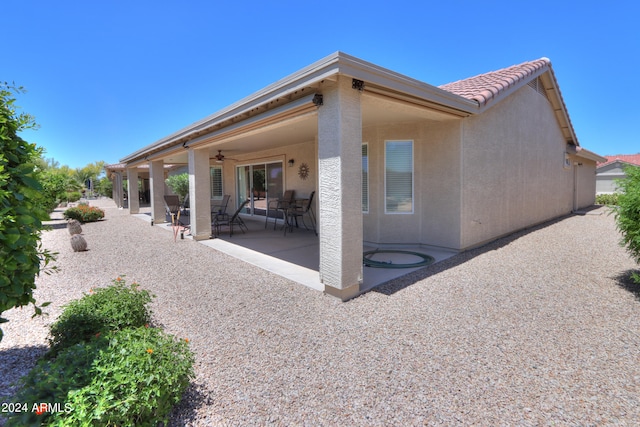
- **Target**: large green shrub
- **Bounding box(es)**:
[0,83,55,343]
[7,278,194,427]
[48,277,153,357]
[615,165,640,281]
[165,173,190,204]
[62,204,105,223]
[64,326,194,426]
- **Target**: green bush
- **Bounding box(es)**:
[65,191,82,203]
[165,173,189,204]
[62,204,104,223]
[48,277,153,357]
[64,326,194,426]
[8,327,193,427]
[6,338,106,426]
[596,193,619,206]
[0,83,55,343]
[615,166,640,278]
[7,278,194,427]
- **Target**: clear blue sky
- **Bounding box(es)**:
[5,0,638,169]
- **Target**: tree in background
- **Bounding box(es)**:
[165,173,190,204]
[0,83,55,342]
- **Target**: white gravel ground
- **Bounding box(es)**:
[1,199,639,426]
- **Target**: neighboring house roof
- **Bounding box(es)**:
[439,58,579,147]
[598,154,640,168]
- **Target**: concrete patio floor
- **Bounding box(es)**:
[134,209,457,296]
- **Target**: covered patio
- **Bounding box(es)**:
[133,210,456,295]
[113,52,470,300]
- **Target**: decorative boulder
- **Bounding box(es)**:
[70,234,88,252]
[67,219,82,235]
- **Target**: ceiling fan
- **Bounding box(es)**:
[214,150,226,162]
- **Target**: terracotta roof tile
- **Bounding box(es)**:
[598,154,640,167]
[439,58,551,106]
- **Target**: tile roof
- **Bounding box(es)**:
[598,154,640,167]
[439,58,551,107]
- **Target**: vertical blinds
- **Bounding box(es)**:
[362,143,369,212]
[385,140,413,213]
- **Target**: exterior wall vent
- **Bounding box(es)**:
[528,77,550,102]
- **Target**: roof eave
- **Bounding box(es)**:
[120,52,478,164]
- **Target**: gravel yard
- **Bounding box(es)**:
[1,200,639,426]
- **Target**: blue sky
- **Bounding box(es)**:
[5,0,638,169]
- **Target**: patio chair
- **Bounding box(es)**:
[212,199,250,237]
[264,189,295,229]
[285,191,316,236]
[211,194,230,216]
[164,195,187,226]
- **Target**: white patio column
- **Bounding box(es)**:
[149,160,166,223]
[126,168,140,214]
[188,147,212,240]
[317,76,363,300]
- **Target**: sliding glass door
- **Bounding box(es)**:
[236,161,283,216]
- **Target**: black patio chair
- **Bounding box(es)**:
[285,191,317,236]
[212,199,250,237]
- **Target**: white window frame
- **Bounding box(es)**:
[362,143,369,213]
[384,140,414,214]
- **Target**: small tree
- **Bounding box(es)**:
[0,83,55,342]
[615,164,640,282]
[165,173,189,204]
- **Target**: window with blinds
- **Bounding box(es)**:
[210,166,223,199]
[385,140,413,213]
[362,143,369,213]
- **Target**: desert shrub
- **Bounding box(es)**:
[63,204,104,223]
[596,193,619,206]
[615,165,640,282]
[65,191,82,202]
[6,337,106,426]
[7,278,193,426]
[63,326,194,426]
[8,327,193,427]
[47,277,153,357]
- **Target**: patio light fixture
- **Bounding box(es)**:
[288,159,295,167]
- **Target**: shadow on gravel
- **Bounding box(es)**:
[44,221,68,230]
[168,382,214,426]
[613,269,640,300]
[372,213,572,296]
[0,345,48,396]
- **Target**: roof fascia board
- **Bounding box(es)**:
[334,52,477,115]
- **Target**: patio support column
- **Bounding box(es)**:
[149,160,166,223]
[111,171,124,208]
[317,76,363,300]
[188,147,212,240]
[126,168,140,214]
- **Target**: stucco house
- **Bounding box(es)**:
[110,52,604,300]
[596,154,640,194]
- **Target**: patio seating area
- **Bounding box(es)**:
[136,209,456,295]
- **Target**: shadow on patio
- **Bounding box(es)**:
[137,212,456,296]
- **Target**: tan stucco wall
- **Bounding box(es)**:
[362,119,462,249]
[573,157,598,208]
[460,85,575,249]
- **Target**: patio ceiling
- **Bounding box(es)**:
[155,91,458,166]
